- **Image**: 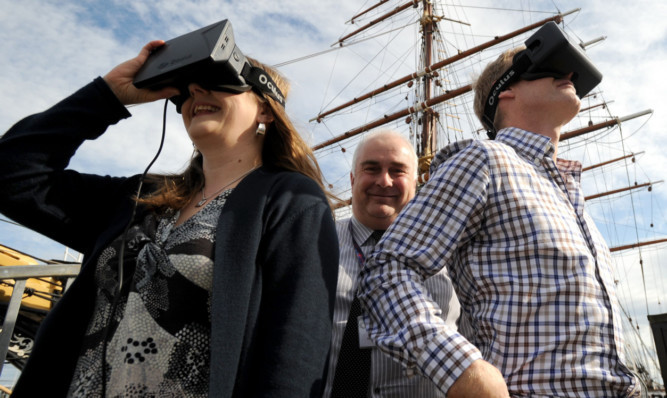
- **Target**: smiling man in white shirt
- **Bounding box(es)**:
[323,130,460,398]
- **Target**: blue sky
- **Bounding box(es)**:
[1,0,666,384]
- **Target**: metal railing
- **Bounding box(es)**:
[0,264,80,376]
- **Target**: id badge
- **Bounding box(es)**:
[357,316,374,348]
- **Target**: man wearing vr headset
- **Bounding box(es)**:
[358,34,643,398]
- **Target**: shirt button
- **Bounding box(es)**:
[374,387,381,394]
[533,158,541,166]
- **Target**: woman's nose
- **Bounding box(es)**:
[187,82,208,97]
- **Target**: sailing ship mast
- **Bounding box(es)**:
[419,0,437,161]
[314,0,657,214]
[561,109,653,141]
[311,10,577,162]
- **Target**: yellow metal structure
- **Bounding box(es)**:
[0,245,62,311]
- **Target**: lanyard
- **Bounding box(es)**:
[348,221,367,269]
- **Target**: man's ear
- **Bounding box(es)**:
[350,171,355,188]
[498,88,515,100]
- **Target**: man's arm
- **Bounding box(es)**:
[447,360,509,398]
[359,142,509,395]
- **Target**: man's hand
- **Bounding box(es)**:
[447,359,510,398]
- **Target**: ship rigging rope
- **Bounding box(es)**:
[605,113,653,145]
[273,22,417,68]
[326,33,415,114]
[438,3,556,14]
[0,217,22,228]
[617,300,662,377]
[618,122,651,314]
[316,43,342,118]
[309,21,416,129]
[350,0,375,21]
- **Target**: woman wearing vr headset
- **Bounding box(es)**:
[0,40,338,397]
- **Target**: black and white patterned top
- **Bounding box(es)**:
[68,189,233,398]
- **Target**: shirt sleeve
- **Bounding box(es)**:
[358,143,492,394]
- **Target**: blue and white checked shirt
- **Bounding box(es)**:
[359,128,641,397]
[324,217,460,397]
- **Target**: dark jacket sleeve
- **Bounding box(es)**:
[210,170,339,397]
[0,77,137,253]
[0,78,146,397]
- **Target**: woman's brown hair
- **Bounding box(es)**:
[138,57,337,211]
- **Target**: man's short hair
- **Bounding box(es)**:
[351,130,418,177]
[473,46,525,131]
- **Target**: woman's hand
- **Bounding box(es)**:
[103,40,180,105]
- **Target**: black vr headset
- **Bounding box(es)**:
[133,19,285,113]
[482,21,603,139]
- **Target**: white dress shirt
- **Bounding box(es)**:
[323,216,460,397]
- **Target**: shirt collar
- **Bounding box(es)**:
[495,127,582,181]
[556,157,583,182]
[495,127,555,161]
[350,216,377,246]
